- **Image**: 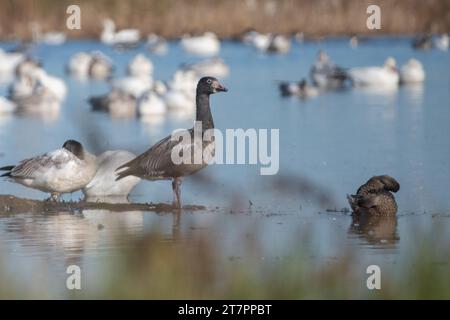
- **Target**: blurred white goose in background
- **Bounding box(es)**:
[0,96,16,114]
[181,32,220,56]
[30,22,66,45]
[435,34,449,51]
[10,67,67,107]
[279,79,319,98]
[15,58,41,78]
[111,75,153,99]
[153,80,168,96]
[31,68,67,102]
[67,51,113,80]
[101,18,140,46]
[0,48,24,79]
[83,150,141,198]
[127,54,153,77]
[243,31,272,51]
[310,51,348,89]
[183,58,229,78]
[67,52,91,78]
[89,89,137,119]
[163,69,197,110]
[147,34,168,55]
[349,35,359,48]
[400,59,425,84]
[138,90,167,117]
[89,52,114,79]
[267,34,291,54]
[348,57,399,87]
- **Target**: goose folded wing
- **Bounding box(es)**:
[10,149,73,179]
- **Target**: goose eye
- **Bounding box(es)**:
[207,79,212,84]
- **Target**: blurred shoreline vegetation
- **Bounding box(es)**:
[0,0,449,41]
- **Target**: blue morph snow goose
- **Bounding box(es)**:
[115,77,227,208]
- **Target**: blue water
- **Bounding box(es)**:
[0,37,449,297]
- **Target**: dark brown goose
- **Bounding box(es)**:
[347,175,400,215]
[115,76,227,208]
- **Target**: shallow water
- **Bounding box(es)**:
[0,37,449,298]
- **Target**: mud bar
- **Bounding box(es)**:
[0,195,205,214]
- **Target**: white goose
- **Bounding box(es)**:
[0,96,16,114]
[400,59,425,84]
[31,68,67,102]
[147,34,168,55]
[83,150,141,198]
[0,48,24,77]
[348,57,399,87]
[111,75,153,99]
[183,58,229,78]
[127,54,153,77]
[30,23,66,45]
[181,32,220,56]
[9,67,66,119]
[138,90,166,116]
[267,34,291,54]
[0,140,97,200]
[243,31,272,51]
[163,69,197,110]
[67,51,113,80]
[101,19,140,46]
[435,34,449,51]
[89,89,137,119]
[67,52,92,78]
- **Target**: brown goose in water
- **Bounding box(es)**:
[115,76,228,208]
[347,175,400,215]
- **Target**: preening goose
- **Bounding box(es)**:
[0,140,97,201]
[347,175,400,215]
[83,150,141,198]
[115,77,228,208]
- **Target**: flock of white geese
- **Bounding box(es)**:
[0,19,446,203]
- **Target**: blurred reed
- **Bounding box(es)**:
[0,0,449,40]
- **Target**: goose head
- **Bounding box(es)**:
[197,76,228,95]
[384,57,398,73]
[102,19,115,32]
[63,140,85,160]
[406,58,423,69]
[317,50,330,63]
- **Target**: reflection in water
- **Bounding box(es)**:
[16,104,61,123]
[356,85,398,98]
[348,214,399,247]
[403,83,424,107]
[0,208,145,260]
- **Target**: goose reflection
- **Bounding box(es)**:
[0,206,145,258]
[348,214,399,247]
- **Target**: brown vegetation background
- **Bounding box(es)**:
[0,0,449,40]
